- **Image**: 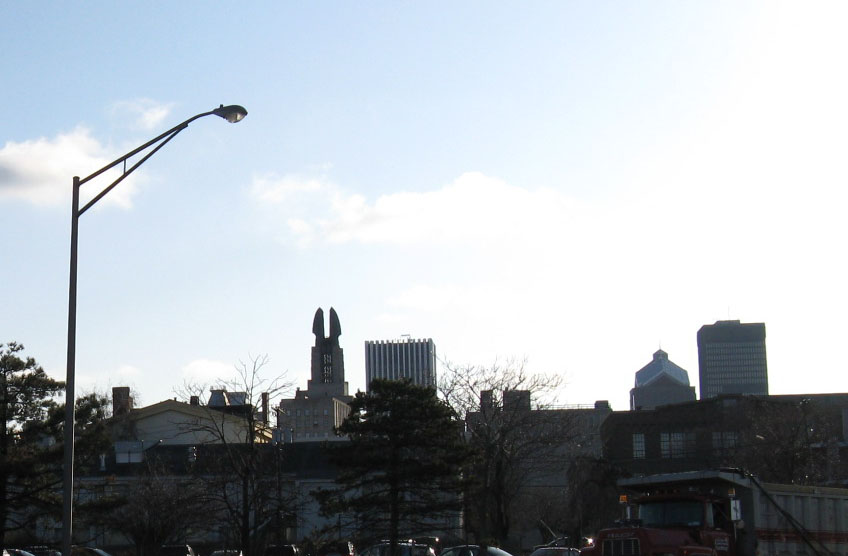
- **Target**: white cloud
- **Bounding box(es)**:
[109,99,174,131]
[250,171,586,248]
[181,358,235,384]
[250,172,326,203]
[115,364,141,377]
[0,127,140,208]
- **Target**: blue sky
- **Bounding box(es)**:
[2,3,847,410]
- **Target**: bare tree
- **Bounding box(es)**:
[560,456,622,543]
[733,397,840,486]
[439,359,578,547]
[176,355,295,556]
[88,459,212,556]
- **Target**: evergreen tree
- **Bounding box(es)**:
[316,379,469,554]
[0,342,64,547]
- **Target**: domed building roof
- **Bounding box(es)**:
[634,349,690,387]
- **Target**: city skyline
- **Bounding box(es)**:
[2,4,847,411]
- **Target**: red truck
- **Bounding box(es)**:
[580,469,848,556]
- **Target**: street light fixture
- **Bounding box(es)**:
[62,104,247,556]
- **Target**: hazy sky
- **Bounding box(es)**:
[2,3,847,411]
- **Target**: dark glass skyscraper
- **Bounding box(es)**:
[697,320,768,399]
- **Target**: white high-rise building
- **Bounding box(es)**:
[364,338,437,391]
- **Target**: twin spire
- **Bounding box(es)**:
[312,307,342,345]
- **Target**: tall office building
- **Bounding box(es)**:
[697,320,768,399]
[364,338,437,390]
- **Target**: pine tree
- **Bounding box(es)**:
[0,342,65,547]
[317,379,469,554]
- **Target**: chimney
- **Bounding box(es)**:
[112,387,133,416]
[480,390,494,411]
[261,392,270,425]
[190,395,200,406]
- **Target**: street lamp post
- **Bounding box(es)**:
[62,104,247,556]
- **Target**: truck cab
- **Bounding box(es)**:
[581,490,739,556]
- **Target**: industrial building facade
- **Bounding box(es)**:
[364,338,437,390]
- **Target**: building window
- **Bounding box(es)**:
[322,353,333,383]
[660,432,695,459]
[632,433,645,459]
[712,431,737,452]
[115,441,143,464]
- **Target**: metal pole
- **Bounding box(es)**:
[62,176,80,556]
[58,105,245,556]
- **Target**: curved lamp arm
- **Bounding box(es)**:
[77,104,247,215]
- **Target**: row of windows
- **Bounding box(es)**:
[703,342,765,351]
[703,363,766,371]
[704,346,765,352]
[631,431,738,459]
[704,371,767,378]
[703,356,766,364]
[293,416,331,427]
[703,377,768,386]
[296,431,331,438]
[282,408,330,417]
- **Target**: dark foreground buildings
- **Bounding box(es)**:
[603,393,848,486]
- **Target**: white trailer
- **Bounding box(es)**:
[614,469,848,556]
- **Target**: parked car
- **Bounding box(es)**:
[161,545,197,556]
[439,546,514,556]
[359,542,435,556]
[413,538,442,556]
[316,542,354,556]
[24,547,61,556]
[528,548,580,556]
[210,550,243,556]
[265,545,300,556]
[71,548,114,556]
[5,550,37,556]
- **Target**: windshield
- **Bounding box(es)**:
[638,500,704,527]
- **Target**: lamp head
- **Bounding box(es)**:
[213,104,248,123]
